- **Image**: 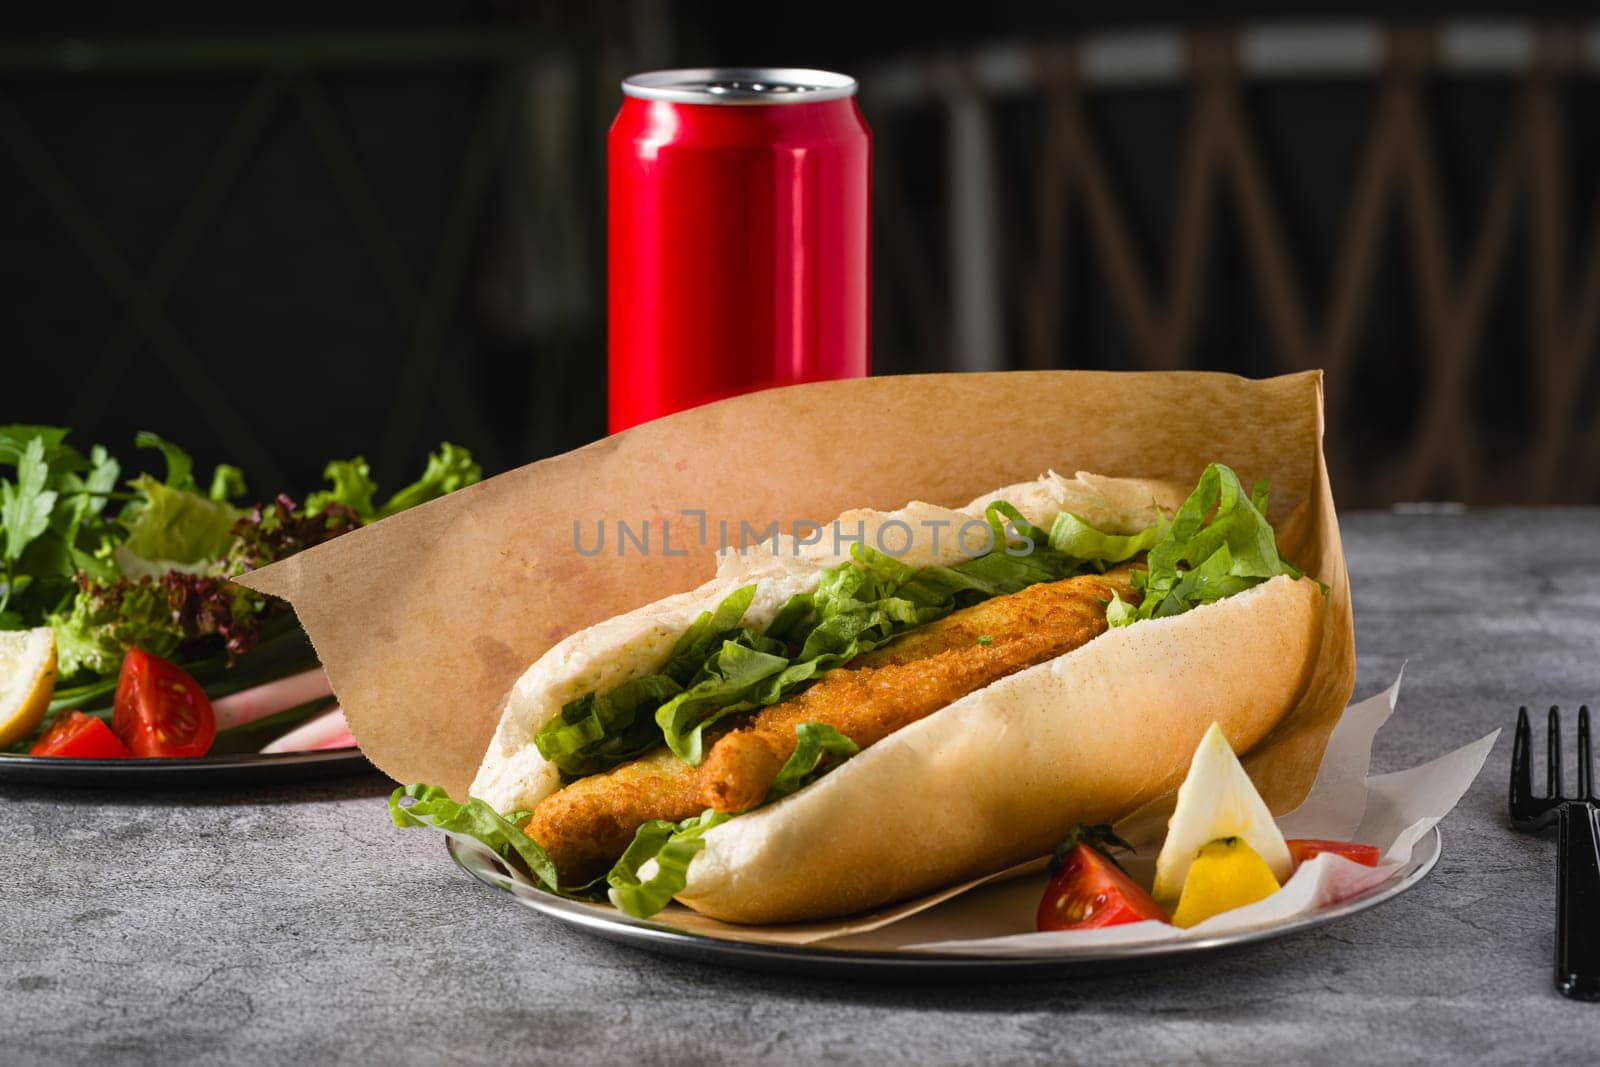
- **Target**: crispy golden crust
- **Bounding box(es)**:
[522,747,704,884]
[697,567,1139,813]
[524,567,1138,883]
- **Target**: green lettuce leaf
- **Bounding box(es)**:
[306,457,379,520]
[766,722,859,802]
[119,475,241,569]
[134,430,198,492]
[375,442,482,519]
[121,432,249,568]
[535,586,761,776]
[605,808,732,919]
[389,783,561,892]
[306,445,482,523]
[208,464,247,503]
[654,639,793,763]
[50,576,184,677]
[536,674,686,779]
[1108,462,1304,627]
[1048,511,1169,566]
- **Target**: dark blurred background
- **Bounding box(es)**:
[4,4,1599,506]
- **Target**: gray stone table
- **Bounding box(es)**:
[3,509,1597,1065]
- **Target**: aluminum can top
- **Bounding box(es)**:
[621,67,857,105]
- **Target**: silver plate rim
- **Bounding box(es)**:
[622,67,857,105]
[447,826,1442,974]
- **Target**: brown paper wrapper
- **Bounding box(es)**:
[239,369,1353,934]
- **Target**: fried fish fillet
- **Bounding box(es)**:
[524,566,1139,884]
[523,747,704,885]
[697,566,1139,813]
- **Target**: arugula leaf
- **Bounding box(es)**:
[0,426,81,472]
[389,784,561,892]
[605,808,732,919]
[1108,463,1304,627]
[766,723,859,802]
[62,447,123,586]
[76,445,120,518]
[1,437,57,565]
[0,434,120,623]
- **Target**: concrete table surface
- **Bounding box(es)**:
[3,508,1596,1065]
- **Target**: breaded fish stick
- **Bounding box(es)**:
[523,747,704,884]
[525,566,1138,883]
[697,567,1139,813]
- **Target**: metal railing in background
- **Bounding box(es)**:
[865,21,1600,506]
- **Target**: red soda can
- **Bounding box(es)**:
[608,68,871,433]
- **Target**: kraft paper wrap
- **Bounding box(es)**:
[239,370,1354,932]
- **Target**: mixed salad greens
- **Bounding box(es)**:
[0,426,481,754]
[394,463,1312,919]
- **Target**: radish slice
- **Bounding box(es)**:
[214,668,335,732]
[261,706,356,754]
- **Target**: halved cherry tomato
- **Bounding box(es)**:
[1287,838,1381,870]
[112,649,216,758]
[30,711,132,758]
[1037,823,1168,931]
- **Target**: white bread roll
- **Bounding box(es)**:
[469,472,1322,922]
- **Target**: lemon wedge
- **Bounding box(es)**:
[1170,837,1282,928]
[1152,722,1292,906]
[0,626,57,747]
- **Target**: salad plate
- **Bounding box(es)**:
[445,826,1442,979]
[0,746,374,788]
[1,427,483,785]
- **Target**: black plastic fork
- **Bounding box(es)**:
[1510,705,1600,1001]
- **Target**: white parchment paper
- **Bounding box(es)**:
[461,671,1492,952]
[823,671,1495,954]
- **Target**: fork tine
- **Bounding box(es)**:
[1548,706,1564,799]
[1513,706,1533,807]
[1579,706,1593,801]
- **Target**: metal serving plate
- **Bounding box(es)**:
[447,827,1443,979]
[0,748,374,788]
